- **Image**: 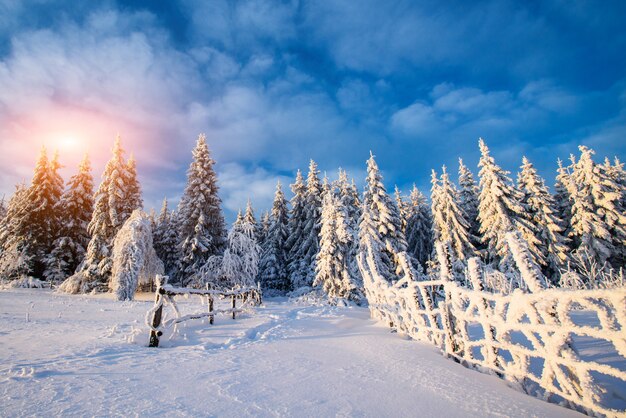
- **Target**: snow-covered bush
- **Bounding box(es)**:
[1,275,44,289]
[109,210,163,301]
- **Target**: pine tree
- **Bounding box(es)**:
[405,185,433,268]
[153,198,181,279]
[65,136,136,292]
[0,184,32,280]
[259,211,271,249]
[45,154,94,282]
[124,154,143,215]
[258,182,291,292]
[333,169,362,283]
[554,158,574,239]
[243,199,260,243]
[315,192,363,303]
[178,134,226,285]
[477,139,536,272]
[458,158,481,248]
[290,160,323,288]
[517,156,570,281]
[394,186,409,235]
[569,146,626,268]
[431,167,476,272]
[358,152,407,282]
[286,169,307,281]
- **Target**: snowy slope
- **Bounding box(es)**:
[0,289,581,417]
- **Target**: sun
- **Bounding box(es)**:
[57,136,79,150]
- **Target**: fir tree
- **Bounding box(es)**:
[458,158,481,248]
[153,198,181,279]
[45,154,94,282]
[178,134,226,284]
[333,169,362,283]
[394,186,409,235]
[569,146,626,268]
[124,154,143,215]
[554,158,574,239]
[243,199,261,244]
[517,156,570,281]
[405,185,433,268]
[477,139,537,272]
[431,167,476,271]
[258,182,290,292]
[0,184,32,279]
[286,169,307,280]
[358,152,407,283]
[259,211,271,249]
[290,160,323,288]
[65,136,136,291]
[315,192,363,303]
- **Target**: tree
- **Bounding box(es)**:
[569,146,626,268]
[315,192,363,303]
[243,199,261,244]
[476,139,537,272]
[178,134,226,284]
[153,198,181,279]
[201,212,261,289]
[62,136,140,292]
[0,184,32,280]
[458,158,481,249]
[258,182,291,292]
[517,156,570,281]
[358,152,407,283]
[405,185,433,268]
[333,169,362,285]
[431,167,476,270]
[286,169,306,281]
[124,154,143,215]
[394,186,409,235]
[44,154,94,282]
[554,158,574,240]
[110,210,163,301]
[290,160,323,288]
[258,211,271,249]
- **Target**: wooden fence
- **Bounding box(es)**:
[146,276,262,347]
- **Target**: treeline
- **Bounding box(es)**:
[0,134,624,300]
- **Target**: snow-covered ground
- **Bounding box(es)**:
[0,289,581,417]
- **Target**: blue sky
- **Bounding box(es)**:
[0,0,625,222]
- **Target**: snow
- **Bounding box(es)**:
[0,288,581,417]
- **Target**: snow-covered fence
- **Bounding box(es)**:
[358,243,626,417]
[146,276,262,347]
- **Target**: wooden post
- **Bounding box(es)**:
[232,294,236,319]
[209,295,214,325]
[148,287,165,348]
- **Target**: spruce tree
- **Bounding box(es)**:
[124,154,143,215]
[477,139,536,272]
[358,152,407,282]
[333,169,362,282]
[259,211,271,249]
[554,158,574,239]
[458,158,481,248]
[286,169,307,281]
[431,167,476,268]
[517,156,570,281]
[405,185,433,268]
[569,146,626,268]
[258,182,290,292]
[394,186,409,235]
[153,198,181,279]
[290,160,323,288]
[65,136,138,291]
[45,154,94,282]
[243,199,260,244]
[315,192,363,303]
[0,184,32,279]
[178,134,226,284]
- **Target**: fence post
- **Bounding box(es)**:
[232,294,236,319]
[148,287,165,348]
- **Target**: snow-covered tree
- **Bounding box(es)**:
[0,184,32,280]
[569,146,626,268]
[243,199,261,244]
[395,186,409,234]
[62,136,140,292]
[431,167,476,270]
[44,154,94,282]
[477,139,537,272]
[358,152,407,283]
[286,169,306,281]
[333,169,362,284]
[405,185,433,268]
[203,209,262,289]
[178,134,226,285]
[109,210,164,301]
[458,158,481,248]
[289,160,323,288]
[153,198,181,279]
[554,158,574,239]
[124,154,143,215]
[517,156,570,281]
[258,182,291,292]
[315,192,363,303]
[258,211,271,249]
